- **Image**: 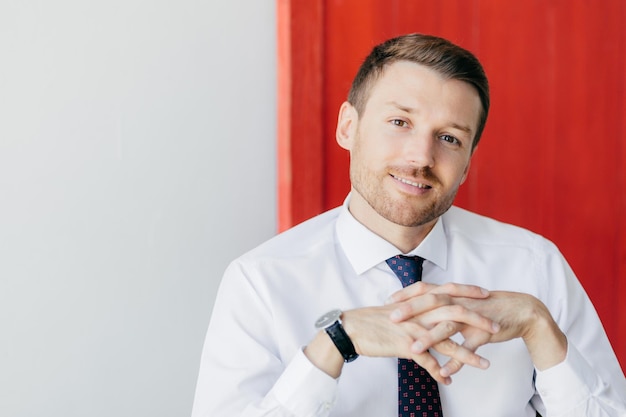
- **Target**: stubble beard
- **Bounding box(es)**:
[350,164,459,228]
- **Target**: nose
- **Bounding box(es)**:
[403,132,435,168]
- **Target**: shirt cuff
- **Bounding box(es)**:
[535,343,595,411]
[269,348,339,416]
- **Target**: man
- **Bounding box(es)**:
[192,34,626,416]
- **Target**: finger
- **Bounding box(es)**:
[411,319,463,351]
[386,281,435,304]
[410,320,482,361]
[409,350,452,385]
[388,282,490,306]
[410,320,485,371]
[434,340,490,376]
[390,292,451,322]
[439,332,492,377]
[440,357,463,378]
[429,282,490,299]
[422,304,500,334]
[392,299,501,336]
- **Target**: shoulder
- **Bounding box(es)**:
[219,207,343,298]
[236,206,342,264]
[443,206,557,252]
[441,207,573,302]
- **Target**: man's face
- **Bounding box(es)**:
[337,60,482,229]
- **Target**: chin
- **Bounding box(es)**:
[389,213,438,228]
[380,199,454,228]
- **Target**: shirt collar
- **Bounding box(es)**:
[336,195,448,275]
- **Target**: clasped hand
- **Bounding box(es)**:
[343,283,556,385]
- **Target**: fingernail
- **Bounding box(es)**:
[384,296,394,305]
[480,287,489,296]
[440,366,450,377]
[479,358,490,369]
[411,341,424,353]
[492,322,501,332]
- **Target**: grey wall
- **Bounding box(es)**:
[0,1,276,416]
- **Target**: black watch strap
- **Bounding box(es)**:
[325,321,359,363]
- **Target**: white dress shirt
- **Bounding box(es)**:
[192,200,626,417]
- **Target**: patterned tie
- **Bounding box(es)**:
[386,255,443,417]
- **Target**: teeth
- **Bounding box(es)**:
[395,175,428,188]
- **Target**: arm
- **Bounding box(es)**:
[305,283,500,384]
[455,290,625,416]
[442,291,567,372]
[191,262,340,417]
[389,251,626,415]
[533,245,626,416]
[193,262,499,416]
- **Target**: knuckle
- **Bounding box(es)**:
[430,293,450,306]
[419,354,438,371]
[398,302,413,315]
[437,338,458,353]
[442,320,458,334]
[447,359,462,372]
[462,340,479,351]
[440,282,456,293]
[449,304,467,316]
[423,293,438,305]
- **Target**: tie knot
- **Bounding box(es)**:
[386,255,424,288]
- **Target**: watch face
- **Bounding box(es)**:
[315,309,342,328]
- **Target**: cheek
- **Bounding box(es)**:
[438,154,471,184]
[351,138,386,166]
[458,159,471,183]
[457,161,472,186]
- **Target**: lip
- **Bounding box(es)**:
[389,174,432,193]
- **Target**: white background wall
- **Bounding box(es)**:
[0,1,276,416]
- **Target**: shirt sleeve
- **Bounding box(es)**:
[535,344,626,416]
[531,240,626,416]
[253,349,339,416]
[191,260,339,417]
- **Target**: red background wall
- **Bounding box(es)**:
[278,0,626,370]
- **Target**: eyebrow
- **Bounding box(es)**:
[449,122,473,134]
[386,101,414,114]
[386,100,474,135]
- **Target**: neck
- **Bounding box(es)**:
[347,190,438,254]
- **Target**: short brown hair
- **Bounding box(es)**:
[348,33,490,150]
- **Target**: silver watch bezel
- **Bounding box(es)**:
[314,309,342,329]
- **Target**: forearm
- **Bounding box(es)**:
[194,347,339,417]
[304,300,497,385]
[304,330,345,379]
[195,262,341,417]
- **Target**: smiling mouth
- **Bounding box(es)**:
[391,174,431,189]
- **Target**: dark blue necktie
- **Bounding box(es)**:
[386,255,443,417]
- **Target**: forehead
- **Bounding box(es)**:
[364,61,482,130]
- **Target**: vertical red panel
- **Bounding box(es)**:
[616,0,626,362]
[277,0,325,230]
[278,0,626,369]
[322,0,379,207]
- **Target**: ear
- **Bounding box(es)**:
[336,101,358,151]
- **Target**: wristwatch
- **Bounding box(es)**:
[315,309,359,363]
